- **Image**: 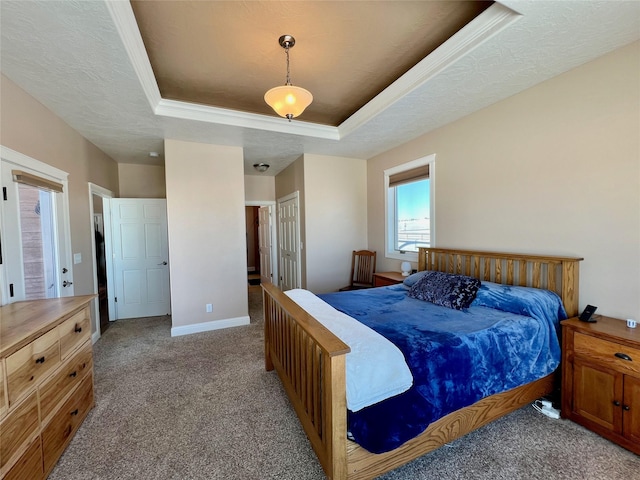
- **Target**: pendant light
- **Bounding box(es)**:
[264,35,313,121]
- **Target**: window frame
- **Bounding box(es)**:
[384,154,435,262]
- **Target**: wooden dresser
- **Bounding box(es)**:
[561,316,640,455]
[0,295,95,479]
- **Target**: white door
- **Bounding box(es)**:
[111,199,170,319]
[258,206,272,285]
[0,151,74,304]
[277,192,301,291]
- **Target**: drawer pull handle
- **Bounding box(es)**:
[70,409,79,416]
[74,325,82,333]
[623,405,630,411]
[35,356,45,364]
[613,400,621,407]
[614,352,632,361]
[69,371,77,378]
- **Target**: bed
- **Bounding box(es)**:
[262,247,583,479]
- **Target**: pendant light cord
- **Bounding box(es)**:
[285,45,292,86]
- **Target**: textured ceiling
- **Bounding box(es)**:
[130,1,491,125]
[1,1,639,176]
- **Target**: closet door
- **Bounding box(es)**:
[277,192,301,291]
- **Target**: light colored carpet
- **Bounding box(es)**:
[50,286,639,479]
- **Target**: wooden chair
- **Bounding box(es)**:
[339,250,377,291]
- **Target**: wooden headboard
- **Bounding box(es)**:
[417,247,583,317]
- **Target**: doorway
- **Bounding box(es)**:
[88,183,114,340]
[245,202,276,288]
[246,206,260,286]
[93,198,109,333]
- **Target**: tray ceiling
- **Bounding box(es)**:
[130,1,492,125]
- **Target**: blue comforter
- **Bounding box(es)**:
[318,282,566,453]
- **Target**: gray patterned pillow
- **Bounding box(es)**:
[408,271,481,310]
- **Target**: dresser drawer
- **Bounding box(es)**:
[39,340,93,425]
[0,360,7,420]
[58,307,91,360]
[0,392,39,472]
[574,332,640,376]
[6,328,60,407]
[42,372,94,475]
[4,435,43,480]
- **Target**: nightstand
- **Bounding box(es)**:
[373,271,406,287]
[561,316,640,454]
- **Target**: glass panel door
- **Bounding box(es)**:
[1,151,72,304]
[18,183,59,299]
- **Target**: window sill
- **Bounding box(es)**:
[385,251,418,262]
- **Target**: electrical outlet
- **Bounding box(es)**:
[206,303,213,313]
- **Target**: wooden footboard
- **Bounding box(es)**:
[262,282,350,479]
[264,248,583,480]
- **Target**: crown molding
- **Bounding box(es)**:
[105,0,162,109]
[338,2,522,138]
[156,99,340,140]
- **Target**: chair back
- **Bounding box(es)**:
[349,250,376,288]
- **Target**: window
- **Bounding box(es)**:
[385,155,435,262]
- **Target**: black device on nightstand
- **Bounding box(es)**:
[578,304,598,322]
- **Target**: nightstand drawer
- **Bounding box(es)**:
[574,332,640,376]
[373,272,405,287]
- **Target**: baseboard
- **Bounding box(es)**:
[91,330,101,344]
[170,315,251,337]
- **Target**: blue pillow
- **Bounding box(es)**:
[408,271,481,310]
[402,270,429,287]
[471,281,567,327]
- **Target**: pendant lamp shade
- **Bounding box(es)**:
[264,85,313,119]
[265,35,313,121]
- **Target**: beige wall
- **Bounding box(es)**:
[304,154,367,293]
[244,174,275,203]
[0,74,119,303]
[368,41,640,320]
[164,139,248,331]
[118,163,166,198]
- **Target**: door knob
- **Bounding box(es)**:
[63,280,73,287]
[158,261,168,265]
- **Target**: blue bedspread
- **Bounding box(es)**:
[318,282,565,453]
